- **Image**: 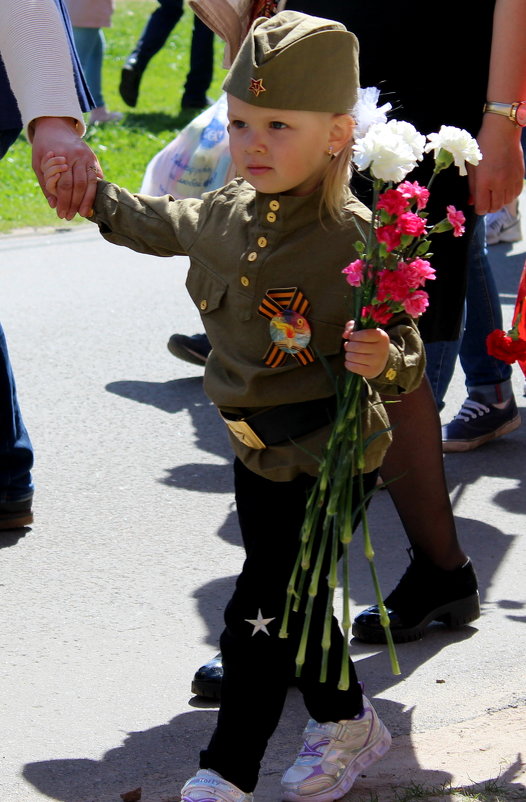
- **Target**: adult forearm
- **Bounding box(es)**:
[0,0,85,137]
[486,0,526,102]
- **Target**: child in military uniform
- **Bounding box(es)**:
[42,11,425,802]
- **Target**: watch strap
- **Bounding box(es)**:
[483,101,525,126]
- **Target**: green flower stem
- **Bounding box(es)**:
[356,450,401,677]
[279,546,304,639]
[338,538,351,691]
[320,521,340,683]
[295,513,333,676]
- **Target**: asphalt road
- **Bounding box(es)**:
[1,203,525,801]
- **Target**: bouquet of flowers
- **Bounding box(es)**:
[279,118,482,687]
[486,254,526,374]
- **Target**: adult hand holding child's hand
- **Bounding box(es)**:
[32,117,102,219]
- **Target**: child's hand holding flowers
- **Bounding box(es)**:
[343,320,390,379]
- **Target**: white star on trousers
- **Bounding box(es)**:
[245,609,276,636]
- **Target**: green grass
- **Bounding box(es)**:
[355,778,526,802]
[0,0,228,234]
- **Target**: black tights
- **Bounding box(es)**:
[381,375,466,571]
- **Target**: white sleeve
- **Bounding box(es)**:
[0,0,86,137]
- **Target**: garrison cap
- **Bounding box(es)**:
[222,10,360,113]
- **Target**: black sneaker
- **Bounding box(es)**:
[351,550,480,643]
[442,393,521,453]
[0,496,33,530]
[191,652,222,699]
[167,332,211,366]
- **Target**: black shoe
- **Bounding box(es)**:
[167,332,211,366]
[119,59,143,107]
[0,496,33,530]
[352,550,480,643]
[191,653,222,699]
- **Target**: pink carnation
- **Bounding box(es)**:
[397,181,430,210]
[377,269,412,303]
[362,303,394,325]
[376,224,402,252]
[396,211,427,237]
[377,189,409,216]
[342,259,365,287]
[403,290,429,317]
[447,205,466,237]
[403,258,436,288]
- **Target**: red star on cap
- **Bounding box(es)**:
[249,78,266,97]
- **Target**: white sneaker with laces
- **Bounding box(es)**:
[181,770,254,802]
[485,207,522,245]
[281,696,391,802]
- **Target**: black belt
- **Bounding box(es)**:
[219,395,337,450]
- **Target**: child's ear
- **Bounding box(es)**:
[328,114,355,155]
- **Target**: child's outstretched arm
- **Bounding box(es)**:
[343,320,390,379]
[41,151,69,197]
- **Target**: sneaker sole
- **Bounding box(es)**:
[351,592,481,644]
[443,412,521,453]
[281,722,391,802]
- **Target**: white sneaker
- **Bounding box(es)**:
[181,769,254,802]
[486,207,522,245]
[281,697,391,802]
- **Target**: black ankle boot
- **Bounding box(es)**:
[352,549,480,643]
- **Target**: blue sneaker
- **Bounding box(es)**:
[442,394,521,452]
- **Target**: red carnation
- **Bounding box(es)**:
[486,327,526,364]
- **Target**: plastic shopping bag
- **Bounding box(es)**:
[141,93,233,199]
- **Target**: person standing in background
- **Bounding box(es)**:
[119,0,214,115]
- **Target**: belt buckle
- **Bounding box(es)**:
[222,416,266,449]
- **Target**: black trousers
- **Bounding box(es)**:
[200,459,378,792]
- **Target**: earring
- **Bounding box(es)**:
[326,144,335,158]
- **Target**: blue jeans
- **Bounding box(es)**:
[425,215,513,410]
[0,127,34,502]
[72,27,105,108]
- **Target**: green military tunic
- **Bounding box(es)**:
[90,177,425,481]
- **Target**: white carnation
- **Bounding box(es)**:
[351,86,392,140]
[352,120,425,183]
[424,125,482,176]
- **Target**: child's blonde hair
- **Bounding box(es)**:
[321,117,355,222]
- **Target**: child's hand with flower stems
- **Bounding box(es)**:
[342,320,390,379]
[41,151,69,197]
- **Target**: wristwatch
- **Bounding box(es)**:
[483,101,526,127]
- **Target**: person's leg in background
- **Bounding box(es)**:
[72,27,122,123]
[180,15,214,112]
[0,129,34,530]
[440,215,519,451]
[119,0,184,107]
